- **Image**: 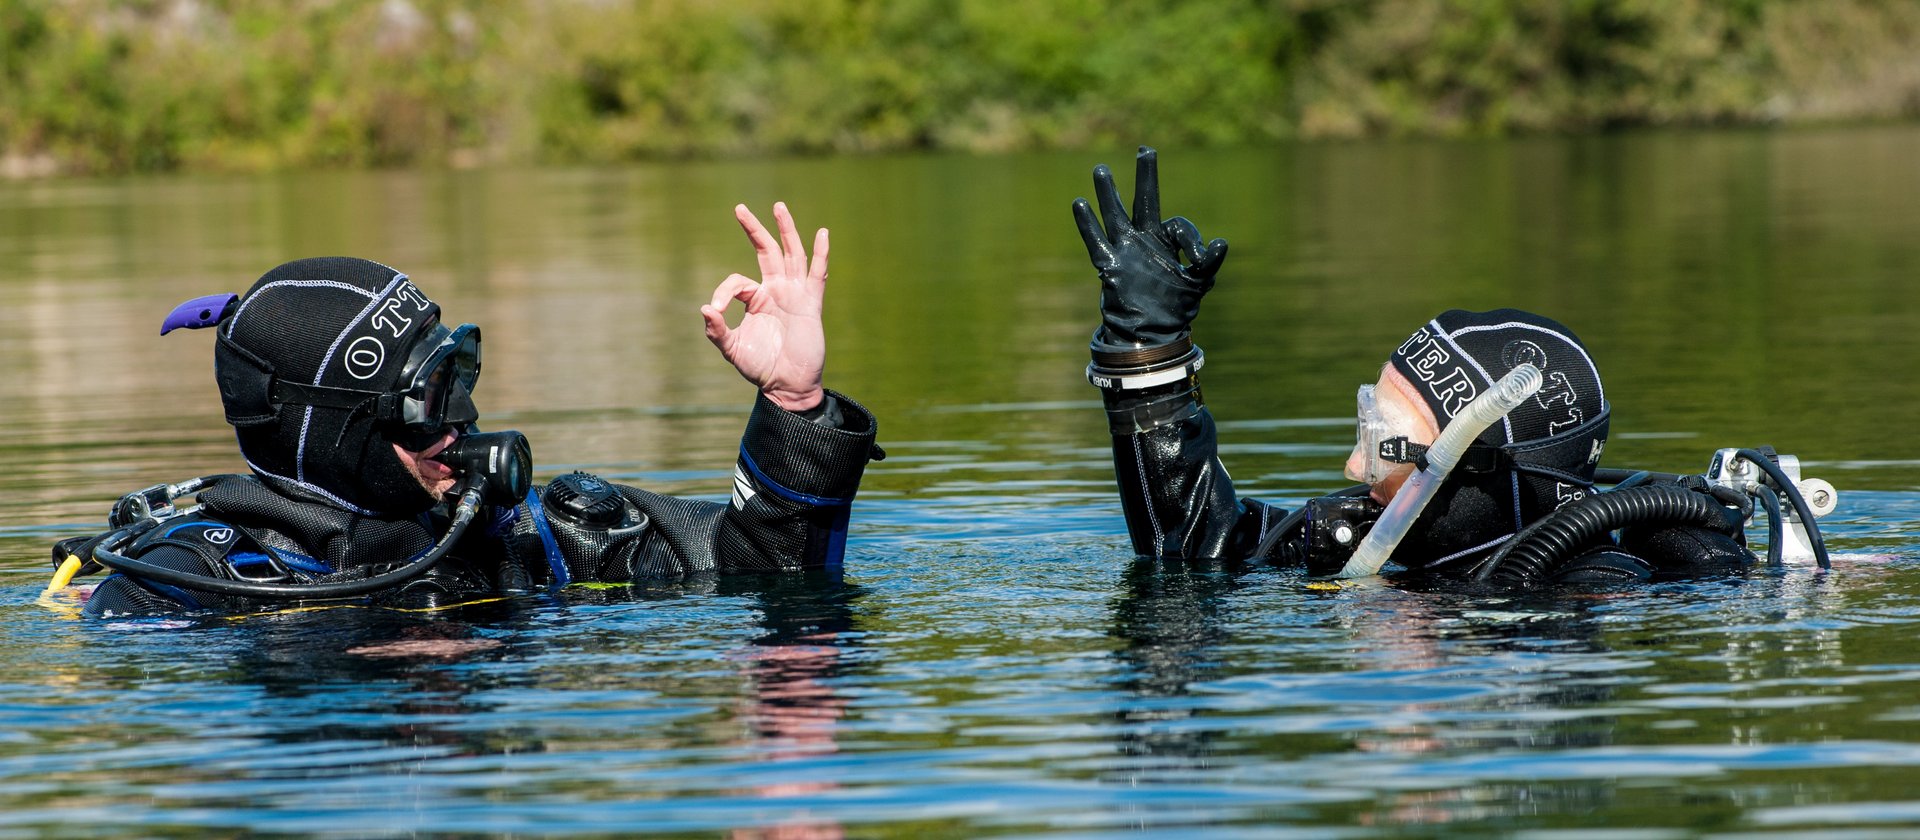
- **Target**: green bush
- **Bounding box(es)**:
[2,0,1917,175]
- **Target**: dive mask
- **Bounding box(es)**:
[1351,383,1428,486]
[266,321,482,442]
[391,322,482,431]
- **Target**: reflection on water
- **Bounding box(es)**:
[1,128,1919,834]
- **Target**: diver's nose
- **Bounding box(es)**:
[1344,440,1367,484]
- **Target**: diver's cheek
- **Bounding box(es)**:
[1372,467,1412,505]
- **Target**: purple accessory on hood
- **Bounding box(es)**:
[161,293,239,335]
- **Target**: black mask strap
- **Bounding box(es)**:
[1504,407,1611,480]
[1390,405,1611,479]
[270,380,397,416]
[214,331,279,428]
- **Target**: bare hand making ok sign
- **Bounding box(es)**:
[702,202,829,412]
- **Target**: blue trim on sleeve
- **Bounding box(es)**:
[820,505,849,571]
[737,447,855,508]
[523,488,571,587]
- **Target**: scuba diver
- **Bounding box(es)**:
[51,203,880,616]
[1073,148,1837,585]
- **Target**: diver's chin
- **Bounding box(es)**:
[1369,470,1413,506]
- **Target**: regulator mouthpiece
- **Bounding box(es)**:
[438,431,532,504]
[1334,363,1544,579]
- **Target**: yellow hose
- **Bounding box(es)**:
[45,554,84,593]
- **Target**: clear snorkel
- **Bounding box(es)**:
[1334,363,1544,579]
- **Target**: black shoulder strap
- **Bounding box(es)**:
[126,513,252,569]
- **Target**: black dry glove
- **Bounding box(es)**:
[1073,146,1229,350]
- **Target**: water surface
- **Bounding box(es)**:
[2,128,1918,836]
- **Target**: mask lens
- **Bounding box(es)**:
[1355,384,1398,486]
[398,324,481,430]
[449,328,480,394]
[416,353,453,426]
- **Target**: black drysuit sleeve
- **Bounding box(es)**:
[578,390,880,580]
[1101,373,1293,563]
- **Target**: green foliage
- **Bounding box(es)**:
[1293,0,1778,136]
[1,0,1917,175]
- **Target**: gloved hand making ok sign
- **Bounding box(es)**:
[1073,146,1229,350]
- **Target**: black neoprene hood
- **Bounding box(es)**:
[1383,309,1613,568]
[214,257,454,516]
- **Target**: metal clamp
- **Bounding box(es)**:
[1087,347,1204,392]
[107,476,216,528]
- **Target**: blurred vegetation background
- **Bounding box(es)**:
[4,0,1920,176]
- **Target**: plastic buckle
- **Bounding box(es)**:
[1378,437,1427,465]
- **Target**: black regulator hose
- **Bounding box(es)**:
[1754,484,1784,566]
[91,479,488,601]
[1471,484,1742,586]
[1734,448,1830,570]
